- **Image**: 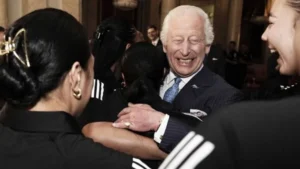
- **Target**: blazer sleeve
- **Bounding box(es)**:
[158,117,191,153]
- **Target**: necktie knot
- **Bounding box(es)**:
[174,77,181,84]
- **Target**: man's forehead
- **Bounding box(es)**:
[270,0,286,14]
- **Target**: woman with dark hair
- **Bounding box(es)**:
[84,42,171,123]
[0,8,164,169]
[83,42,172,168]
[91,16,137,101]
[78,16,138,126]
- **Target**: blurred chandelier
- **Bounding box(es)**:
[113,0,138,11]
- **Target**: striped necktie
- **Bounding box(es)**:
[163,77,182,103]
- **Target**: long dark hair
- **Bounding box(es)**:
[121,42,166,103]
[0,8,90,108]
[93,17,136,77]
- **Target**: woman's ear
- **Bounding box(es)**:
[69,61,82,90]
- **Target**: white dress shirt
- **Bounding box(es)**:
[159,64,203,98]
[154,65,203,143]
[152,38,159,46]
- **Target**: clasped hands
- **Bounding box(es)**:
[113,103,165,132]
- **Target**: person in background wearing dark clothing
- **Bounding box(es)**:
[160,0,300,168]
[78,17,137,126]
[239,44,253,63]
[204,43,226,78]
[84,42,171,123]
[0,8,163,169]
[147,25,162,48]
[92,17,136,101]
[147,25,170,71]
[0,26,5,41]
[244,52,300,100]
[225,41,241,88]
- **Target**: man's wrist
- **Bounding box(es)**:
[154,114,170,143]
[153,112,165,131]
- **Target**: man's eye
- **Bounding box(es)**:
[173,40,182,44]
[190,40,200,44]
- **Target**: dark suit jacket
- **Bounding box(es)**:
[155,39,163,49]
[204,44,226,78]
[164,96,300,169]
[159,66,244,153]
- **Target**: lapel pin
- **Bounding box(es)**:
[192,84,199,89]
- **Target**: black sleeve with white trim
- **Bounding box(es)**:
[132,158,151,169]
[159,108,237,169]
[159,131,215,169]
[91,79,105,101]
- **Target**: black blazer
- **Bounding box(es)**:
[155,39,163,49]
[159,67,244,153]
[0,109,139,169]
[162,96,300,169]
[172,66,243,114]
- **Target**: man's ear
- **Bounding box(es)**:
[69,61,82,90]
[205,45,211,55]
[163,45,167,53]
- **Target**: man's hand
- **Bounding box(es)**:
[112,103,165,132]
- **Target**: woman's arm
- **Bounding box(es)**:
[82,122,167,160]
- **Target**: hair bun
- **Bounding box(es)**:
[0,57,40,108]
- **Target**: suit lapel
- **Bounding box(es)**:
[173,67,215,111]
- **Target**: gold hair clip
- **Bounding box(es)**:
[0,28,30,67]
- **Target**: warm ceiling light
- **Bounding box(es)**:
[113,0,138,11]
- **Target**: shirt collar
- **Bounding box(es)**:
[152,38,159,46]
[1,109,81,134]
[164,64,204,85]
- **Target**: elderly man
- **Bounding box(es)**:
[113,5,243,153]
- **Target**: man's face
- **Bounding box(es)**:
[0,31,4,41]
[163,12,210,78]
[262,0,298,75]
[147,28,158,41]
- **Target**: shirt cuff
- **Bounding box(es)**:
[154,114,170,143]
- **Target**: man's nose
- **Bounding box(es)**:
[261,29,268,41]
[180,41,191,56]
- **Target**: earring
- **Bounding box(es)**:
[72,88,82,100]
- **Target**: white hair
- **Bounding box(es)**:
[160,5,214,46]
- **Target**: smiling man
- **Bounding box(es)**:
[113,5,243,153]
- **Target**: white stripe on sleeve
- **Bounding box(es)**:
[179,141,215,169]
[100,82,104,100]
[96,80,100,99]
[159,131,196,169]
[166,134,204,169]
